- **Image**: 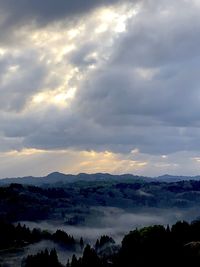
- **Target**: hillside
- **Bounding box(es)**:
[0,172,200,187]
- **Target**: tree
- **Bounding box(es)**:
[80,237,84,250]
[71,254,79,267]
[82,245,102,267]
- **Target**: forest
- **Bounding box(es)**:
[1,219,200,266]
[1,177,200,266]
[1,179,200,223]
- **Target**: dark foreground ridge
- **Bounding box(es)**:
[67,219,200,267]
[2,219,200,267]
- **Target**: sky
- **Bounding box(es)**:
[0,0,200,177]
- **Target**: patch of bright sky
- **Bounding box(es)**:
[2,147,200,177]
[32,87,77,108]
[78,150,147,174]
[0,148,147,177]
[96,5,138,33]
[26,4,138,108]
[0,47,6,56]
[6,148,46,156]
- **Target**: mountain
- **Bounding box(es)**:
[156,174,200,182]
[0,172,149,186]
[0,172,200,186]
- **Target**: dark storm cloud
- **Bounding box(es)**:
[0,0,135,46]
[0,0,133,41]
[0,0,122,22]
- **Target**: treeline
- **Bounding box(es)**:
[3,180,200,223]
[0,183,72,222]
[22,249,62,267]
[0,221,77,250]
[23,245,108,267]
[114,220,200,267]
[95,235,115,252]
[24,219,200,267]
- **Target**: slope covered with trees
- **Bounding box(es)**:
[16,220,200,267]
[1,180,200,223]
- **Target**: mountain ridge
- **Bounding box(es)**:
[0,172,149,185]
[0,172,200,186]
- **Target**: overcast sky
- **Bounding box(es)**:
[0,0,200,177]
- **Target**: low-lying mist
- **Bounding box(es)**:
[1,206,200,267]
[20,206,200,244]
[0,240,81,267]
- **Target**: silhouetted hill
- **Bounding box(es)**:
[0,172,200,186]
[156,174,200,182]
[0,172,151,186]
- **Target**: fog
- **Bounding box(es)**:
[1,206,200,266]
[20,206,200,244]
[0,240,81,267]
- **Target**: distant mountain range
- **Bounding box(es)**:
[0,172,200,186]
[156,174,200,182]
[0,172,150,186]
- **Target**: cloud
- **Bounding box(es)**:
[72,0,200,155]
[77,1,200,124]
[0,0,124,23]
[0,148,146,177]
[0,0,200,176]
[0,49,47,111]
[0,0,137,46]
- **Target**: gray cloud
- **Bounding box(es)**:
[0,0,200,176]
[69,43,98,67]
[76,0,200,124]
[0,0,123,23]
[0,0,135,45]
[0,50,47,111]
[68,0,200,154]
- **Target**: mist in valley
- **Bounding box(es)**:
[21,206,200,244]
[0,240,81,267]
[1,206,200,266]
